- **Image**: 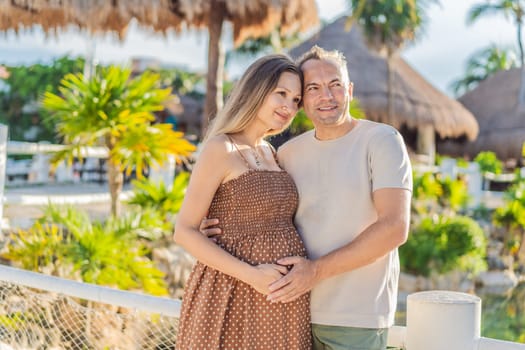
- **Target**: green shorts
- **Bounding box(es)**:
[312,323,388,350]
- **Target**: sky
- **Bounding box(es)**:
[0,0,518,96]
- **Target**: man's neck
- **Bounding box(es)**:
[314,118,357,141]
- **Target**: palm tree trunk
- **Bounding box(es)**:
[202,0,226,135]
[518,18,524,67]
[107,159,123,217]
[517,19,525,108]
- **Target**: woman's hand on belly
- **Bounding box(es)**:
[247,264,289,295]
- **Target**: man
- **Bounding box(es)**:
[202,46,412,350]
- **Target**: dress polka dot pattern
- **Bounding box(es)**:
[177,170,311,349]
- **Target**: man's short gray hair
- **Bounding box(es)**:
[296,45,350,85]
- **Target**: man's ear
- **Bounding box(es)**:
[348,81,354,100]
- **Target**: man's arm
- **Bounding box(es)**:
[267,187,411,303]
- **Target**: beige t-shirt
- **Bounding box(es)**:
[277,119,412,328]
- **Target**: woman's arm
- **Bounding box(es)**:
[174,136,286,294]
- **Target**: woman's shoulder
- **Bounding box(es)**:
[203,134,232,149]
[199,134,234,160]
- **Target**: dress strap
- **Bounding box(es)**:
[266,141,283,169]
[226,135,253,169]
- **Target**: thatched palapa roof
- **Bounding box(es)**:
[0,0,318,44]
[289,17,479,141]
[438,68,525,160]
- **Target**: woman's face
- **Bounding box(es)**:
[255,71,302,132]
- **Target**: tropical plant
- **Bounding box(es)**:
[128,172,190,230]
[42,66,195,217]
[467,0,525,66]
[0,56,85,141]
[493,177,525,263]
[451,45,518,96]
[347,0,438,128]
[474,151,504,174]
[482,281,525,343]
[400,215,487,277]
[412,171,470,216]
[2,204,168,295]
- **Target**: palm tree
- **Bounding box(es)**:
[346,0,438,158]
[347,0,437,105]
[43,66,195,217]
[467,1,525,107]
[467,0,525,66]
[451,45,517,96]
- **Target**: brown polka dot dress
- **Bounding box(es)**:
[177,169,311,349]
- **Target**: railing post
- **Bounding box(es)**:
[464,162,482,207]
[439,157,457,179]
[149,155,175,190]
[406,291,481,350]
[0,124,7,222]
[29,141,51,183]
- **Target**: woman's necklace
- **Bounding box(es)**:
[250,146,262,167]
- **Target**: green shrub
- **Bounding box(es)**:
[412,172,469,215]
[493,178,525,259]
[400,215,487,276]
[474,151,503,174]
[2,204,168,295]
[127,172,189,230]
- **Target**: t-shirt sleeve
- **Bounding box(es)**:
[369,128,413,192]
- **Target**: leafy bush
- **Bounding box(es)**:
[482,281,525,343]
[412,172,469,216]
[400,215,487,276]
[128,172,189,228]
[42,65,195,216]
[2,204,168,295]
[0,56,85,142]
[474,151,503,174]
[493,177,525,261]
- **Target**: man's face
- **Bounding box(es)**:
[301,59,352,128]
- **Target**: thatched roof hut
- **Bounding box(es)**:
[289,17,478,162]
[0,0,183,37]
[0,0,318,43]
[438,68,525,161]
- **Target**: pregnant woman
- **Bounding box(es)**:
[174,54,311,349]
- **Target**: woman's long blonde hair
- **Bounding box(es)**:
[204,54,303,142]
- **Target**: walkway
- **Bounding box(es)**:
[2,183,132,229]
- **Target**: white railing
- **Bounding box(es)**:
[5,141,109,185]
[0,264,179,317]
[7,141,522,202]
[5,140,176,187]
[0,265,524,349]
[0,265,178,350]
